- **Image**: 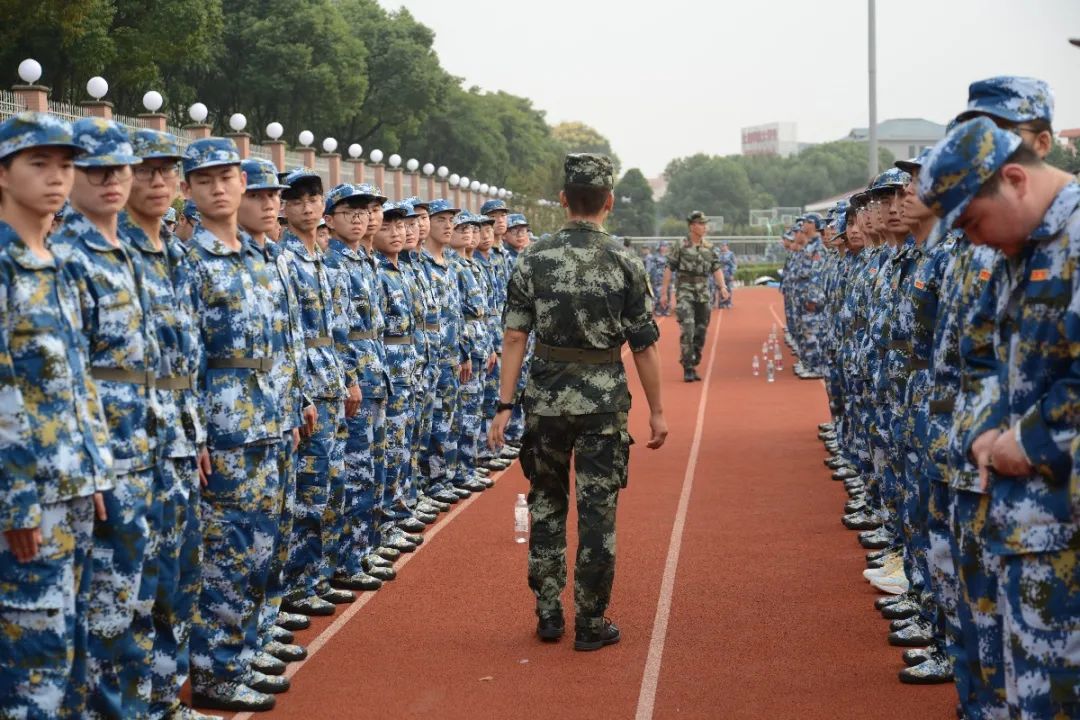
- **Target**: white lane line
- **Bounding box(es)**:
[634,311,724,720]
[232,479,494,720]
[768,302,786,329]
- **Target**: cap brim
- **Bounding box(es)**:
[430,208,460,216]
[247,182,288,191]
[185,159,241,175]
[942,195,973,230]
[954,106,1027,125]
[75,154,142,167]
[8,140,86,161]
[138,152,183,161]
[894,160,921,173]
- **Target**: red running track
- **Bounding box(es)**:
[211,287,956,720]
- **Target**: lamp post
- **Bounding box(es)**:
[423,162,436,200]
[266,122,286,171]
[370,149,385,197]
[347,143,365,183]
[138,90,167,131]
[185,102,211,139]
[226,113,250,158]
[406,158,421,198]
[322,137,341,186]
[82,75,112,120]
[298,130,315,169]
[13,59,48,112]
[388,153,403,202]
[437,166,450,200]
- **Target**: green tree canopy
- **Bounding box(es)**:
[610,168,656,236]
[551,121,621,175]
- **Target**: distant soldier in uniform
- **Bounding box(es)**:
[489,153,667,651]
[661,211,729,382]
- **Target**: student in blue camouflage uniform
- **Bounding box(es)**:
[479,200,515,471]
[236,159,313,674]
[420,199,467,507]
[277,169,356,618]
[451,212,496,494]
[181,138,283,712]
[793,214,827,378]
[0,112,113,720]
[322,183,397,587]
[123,127,215,719]
[56,118,162,720]
[501,213,533,449]
[373,202,425,555]
[922,115,1080,720]
[644,243,670,316]
[714,242,736,309]
[175,199,199,244]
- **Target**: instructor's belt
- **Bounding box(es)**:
[90,367,155,386]
[534,342,621,365]
[207,357,273,372]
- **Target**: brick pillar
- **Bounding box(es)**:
[408,172,421,199]
[12,85,49,112]
[348,159,365,183]
[425,175,436,201]
[81,101,113,120]
[227,132,251,159]
[184,124,212,140]
[390,169,404,202]
[299,147,316,169]
[452,186,462,211]
[438,179,450,201]
[138,113,168,131]
[372,164,386,197]
[323,153,341,186]
[266,141,286,172]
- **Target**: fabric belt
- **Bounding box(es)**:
[156,373,194,391]
[384,336,412,345]
[908,358,930,370]
[207,357,273,372]
[305,336,332,348]
[929,399,956,414]
[887,339,908,350]
[677,274,707,284]
[347,330,376,341]
[534,342,621,365]
[90,367,155,386]
[465,313,483,321]
[422,322,440,332]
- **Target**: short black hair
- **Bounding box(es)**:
[563,186,610,215]
[976,144,1042,199]
[282,177,323,201]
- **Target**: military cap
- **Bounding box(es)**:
[868,167,911,192]
[687,210,708,224]
[956,76,1054,125]
[564,152,614,189]
[181,199,201,222]
[72,118,141,167]
[381,200,408,220]
[400,200,419,218]
[403,195,430,210]
[803,212,824,229]
[426,198,460,216]
[0,111,83,162]
[131,128,182,161]
[917,116,1022,229]
[833,212,849,238]
[325,183,364,214]
[182,137,240,176]
[453,210,480,227]
[849,191,869,209]
[506,213,529,229]
[476,213,495,225]
[163,207,177,223]
[355,183,388,203]
[782,231,794,240]
[283,167,323,189]
[317,218,327,228]
[480,199,508,215]
[241,158,288,192]
[895,146,933,175]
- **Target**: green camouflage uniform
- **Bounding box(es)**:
[503,153,659,632]
[667,235,720,369]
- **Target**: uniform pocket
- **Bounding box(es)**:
[1014,549,1080,632]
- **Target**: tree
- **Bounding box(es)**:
[660,154,753,226]
[610,168,656,236]
[551,121,621,175]
[1046,139,1080,175]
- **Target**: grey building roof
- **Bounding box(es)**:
[844,118,947,141]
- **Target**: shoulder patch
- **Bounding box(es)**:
[1029,268,1049,282]
[913,280,925,290]
[978,268,992,281]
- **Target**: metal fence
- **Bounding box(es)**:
[625,236,783,263]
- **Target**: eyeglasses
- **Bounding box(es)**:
[81,165,133,186]
[133,164,179,181]
[334,209,369,222]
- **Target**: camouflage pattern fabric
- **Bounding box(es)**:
[257,434,297,650]
[339,398,387,576]
[667,237,719,369]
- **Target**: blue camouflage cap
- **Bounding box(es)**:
[241,158,288,191]
[957,76,1054,125]
[895,146,933,175]
[72,118,141,167]
[782,231,793,240]
[163,207,177,223]
[404,196,430,210]
[476,212,495,225]
[869,167,911,191]
[355,183,388,203]
[0,111,84,162]
[181,199,200,222]
[507,213,529,229]
[917,116,1022,229]
[182,137,240,176]
[480,199,508,215]
[325,183,366,214]
[453,210,481,227]
[400,200,419,218]
[283,167,322,189]
[802,212,824,229]
[833,212,849,238]
[131,128,182,161]
[381,200,408,219]
[426,198,460,216]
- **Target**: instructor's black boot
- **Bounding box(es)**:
[684,368,695,383]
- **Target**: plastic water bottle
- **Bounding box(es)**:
[762,342,768,356]
[752,355,759,376]
[514,494,529,544]
[766,357,775,383]
[774,347,783,371]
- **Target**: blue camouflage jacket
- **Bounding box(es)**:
[324,239,389,400]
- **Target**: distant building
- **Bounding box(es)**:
[843,118,946,161]
[741,122,800,157]
[647,175,668,199]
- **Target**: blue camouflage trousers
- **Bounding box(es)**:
[478,356,500,461]
[0,496,94,720]
[257,433,296,649]
[506,338,533,444]
[339,398,386,576]
[798,312,825,374]
[926,482,969,712]
[421,364,460,498]
[999,548,1080,720]
[455,357,484,486]
[378,385,414,540]
[950,489,1008,720]
[87,467,157,720]
[149,457,202,719]
[409,364,435,505]
[284,399,345,600]
[190,441,281,692]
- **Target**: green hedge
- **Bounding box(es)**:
[735,263,782,284]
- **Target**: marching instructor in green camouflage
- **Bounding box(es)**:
[662,211,729,381]
[488,153,668,651]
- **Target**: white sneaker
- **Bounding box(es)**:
[870,572,909,595]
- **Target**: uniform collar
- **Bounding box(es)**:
[562,219,606,234]
[1030,180,1080,241]
[190,224,247,256]
[62,209,121,253]
[376,251,399,270]
[281,230,322,261]
[0,222,58,271]
[118,211,169,256]
[328,237,362,260]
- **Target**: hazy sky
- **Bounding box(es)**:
[376,0,1080,178]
